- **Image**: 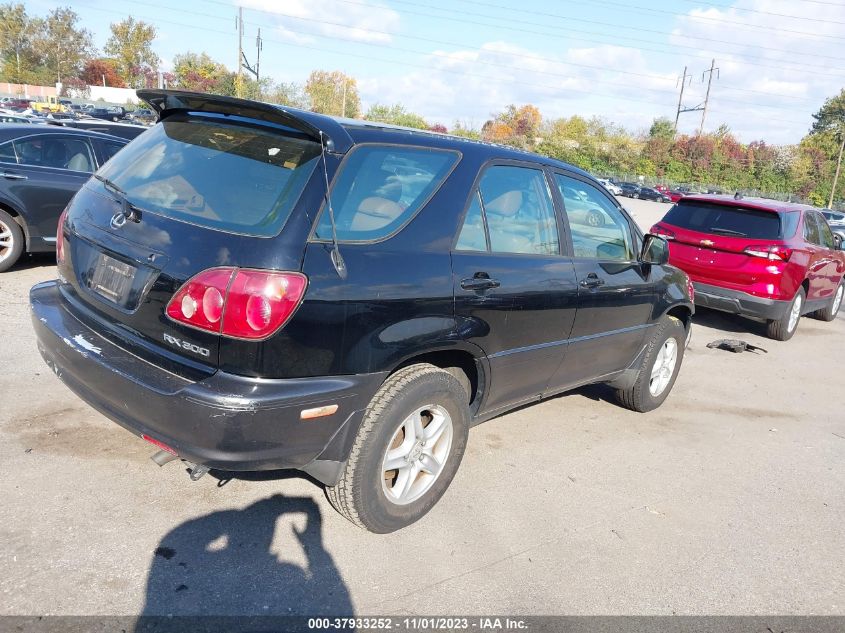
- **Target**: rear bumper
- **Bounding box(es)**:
[693,282,789,321]
[30,280,385,482]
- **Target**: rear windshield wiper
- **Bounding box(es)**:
[709,227,747,236]
[93,173,142,224]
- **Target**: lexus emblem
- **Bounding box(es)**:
[110,211,127,229]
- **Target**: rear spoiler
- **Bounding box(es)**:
[137,89,355,153]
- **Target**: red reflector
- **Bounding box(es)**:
[165,268,308,340]
[56,208,68,264]
[141,434,177,455]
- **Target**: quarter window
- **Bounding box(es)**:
[455,191,488,251]
[315,145,459,242]
[555,174,633,260]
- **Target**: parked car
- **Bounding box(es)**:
[45,118,147,141]
[31,89,693,533]
[821,209,845,245]
[88,106,128,122]
[559,182,615,227]
[0,124,127,272]
[129,108,156,125]
[6,98,33,111]
[665,190,686,203]
[654,184,669,193]
[597,178,622,196]
[0,114,35,124]
[638,187,672,203]
[651,195,845,341]
[618,182,641,198]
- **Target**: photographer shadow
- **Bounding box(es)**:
[138,494,353,622]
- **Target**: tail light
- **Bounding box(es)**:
[651,225,675,240]
[743,245,792,262]
[56,208,68,264]
[166,268,308,340]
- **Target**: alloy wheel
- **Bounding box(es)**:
[0,219,14,263]
[649,338,678,397]
[788,293,802,332]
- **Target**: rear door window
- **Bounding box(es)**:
[663,202,782,239]
[803,212,822,245]
[96,114,322,237]
[315,145,459,242]
[811,212,834,249]
[12,135,95,172]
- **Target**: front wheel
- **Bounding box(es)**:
[326,364,470,533]
[767,287,805,341]
[614,316,685,413]
[810,280,844,322]
[585,210,605,227]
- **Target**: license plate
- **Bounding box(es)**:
[90,253,135,304]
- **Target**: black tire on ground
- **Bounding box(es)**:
[614,316,686,413]
[633,192,640,199]
[766,286,805,341]
[326,364,470,533]
[809,279,844,322]
[0,208,24,273]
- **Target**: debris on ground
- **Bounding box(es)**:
[706,339,769,354]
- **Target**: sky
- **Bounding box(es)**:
[28,0,845,144]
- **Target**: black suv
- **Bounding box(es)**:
[31,90,693,532]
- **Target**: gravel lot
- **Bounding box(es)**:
[1,198,843,616]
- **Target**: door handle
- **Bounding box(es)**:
[2,171,27,180]
[579,274,605,289]
[461,274,500,291]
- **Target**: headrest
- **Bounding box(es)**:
[485,191,522,216]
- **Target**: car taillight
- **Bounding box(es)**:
[651,225,675,240]
[166,268,308,340]
[56,208,68,264]
[743,245,792,262]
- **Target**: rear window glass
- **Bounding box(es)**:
[663,202,783,239]
[97,114,321,237]
[315,145,459,242]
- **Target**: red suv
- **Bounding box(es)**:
[651,195,845,340]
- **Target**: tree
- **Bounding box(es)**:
[648,117,675,141]
[810,89,845,207]
[0,3,44,84]
[364,103,428,129]
[104,16,159,88]
[305,70,360,118]
[36,7,94,84]
[267,81,309,109]
[81,58,125,87]
[172,51,227,93]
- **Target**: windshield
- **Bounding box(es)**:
[663,202,785,239]
[97,114,321,236]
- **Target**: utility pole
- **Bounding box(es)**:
[699,58,719,136]
[829,132,845,208]
[236,7,243,98]
[239,22,263,97]
[674,66,691,133]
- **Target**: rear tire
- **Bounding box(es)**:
[810,280,844,322]
[0,209,24,273]
[614,316,685,413]
[766,287,805,341]
[326,364,470,533]
[586,210,605,227]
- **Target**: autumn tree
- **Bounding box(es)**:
[104,16,159,88]
[0,3,44,84]
[482,104,542,149]
[305,70,360,118]
[810,89,845,207]
[36,7,94,84]
[267,81,309,109]
[172,51,227,93]
[81,58,124,87]
[365,103,428,129]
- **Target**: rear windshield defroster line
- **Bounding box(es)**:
[96,114,322,237]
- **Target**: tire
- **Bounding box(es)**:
[586,210,605,228]
[810,279,844,322]
[766,286,805,341]
[633,193,640,199]
[614,316,685,413]
[0,208,24,273]
[326,364,470,533]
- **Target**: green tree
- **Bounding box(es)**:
[36,7,94,84]
[104,16,159,88]
[267,80,309,109]
[364,103,428,129]
[0,3,43,84]
[648,117,675,141]
[304,70,360,118]
[810,89,845,207]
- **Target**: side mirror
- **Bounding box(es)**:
[640,234,670,265]
[834,233,844,251]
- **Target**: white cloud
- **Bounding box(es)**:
[240,0,400,44]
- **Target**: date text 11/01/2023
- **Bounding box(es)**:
[307,617,529,630]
